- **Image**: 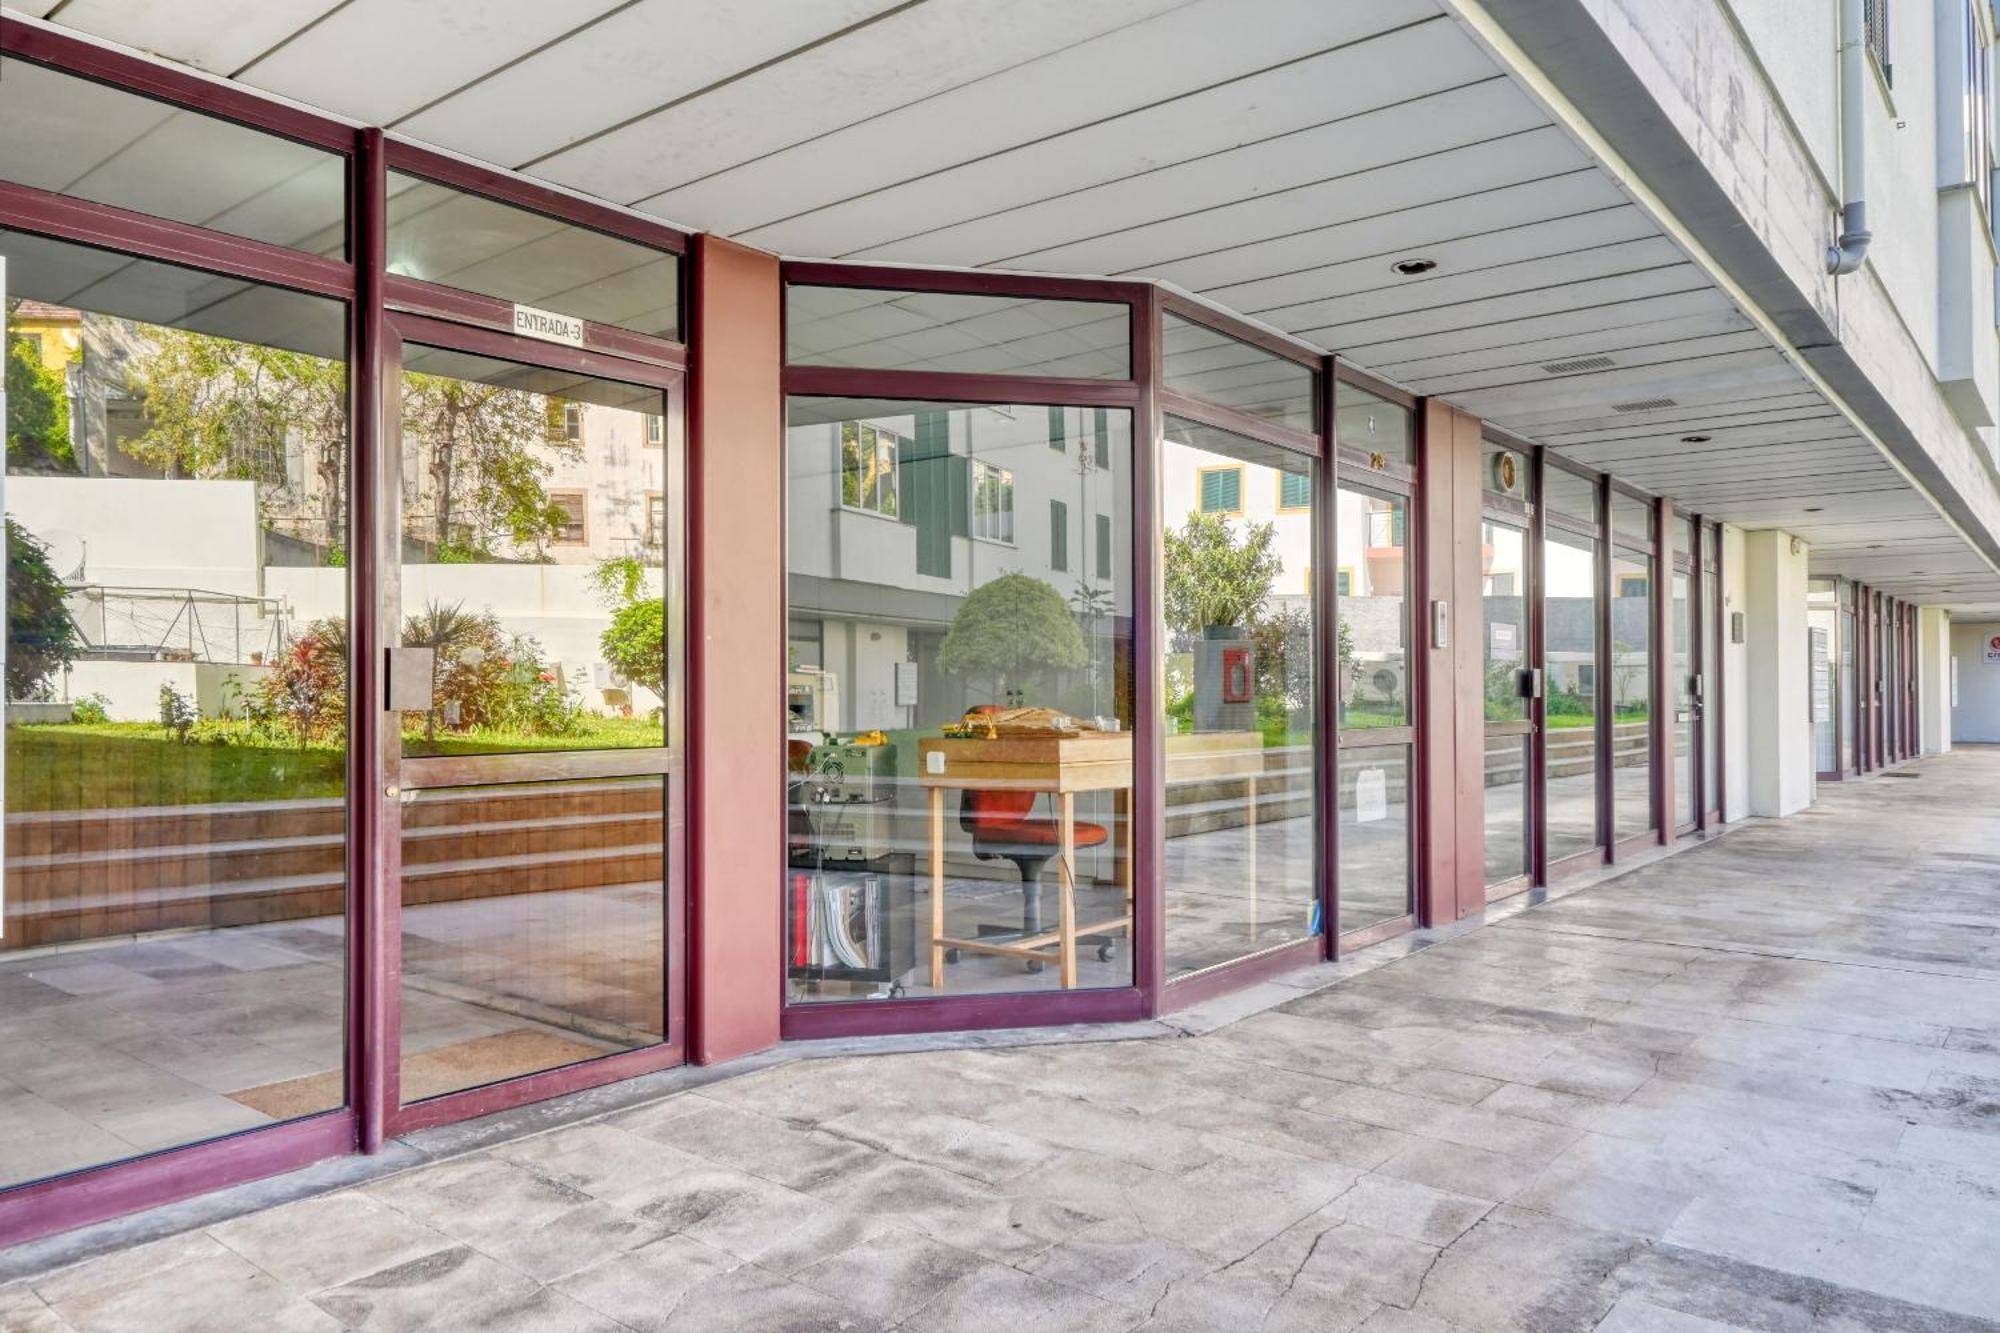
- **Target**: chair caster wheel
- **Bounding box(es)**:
[1097,943,1116,962]
[944,948,961,964]
[1026,960,1044,974]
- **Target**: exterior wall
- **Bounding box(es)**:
[1743,528,1812,815]
[1919,604,1954,751]
[1479,0,2000,545]
[7,475,260,596]
[1721,524,1752,819]
[1950,618,2000,739]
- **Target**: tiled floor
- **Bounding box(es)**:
[7,748,2000,1330]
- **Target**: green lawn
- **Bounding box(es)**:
[6,716,664,812]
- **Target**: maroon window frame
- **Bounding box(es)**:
[1154,293,1335,1006]
[775,262,1158,1038]
[0,22,694,1248]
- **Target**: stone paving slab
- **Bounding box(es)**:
[7,750,2000,1329]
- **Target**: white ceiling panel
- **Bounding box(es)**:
[529,0,1329,209]
[627,0,1443,228]
[1336,286,1734,364]
[238,0,630,126]
[393,0,900,162]
[1299,264,1703,349]
[1377,307,1755,382]
[707,19,1496,255]
[1251,237,1689,335]
[1447,347,1797,418]
[1410,329,1775,396]
[1206,203,1656,316]
[833,77,1546,269]
[1017,126,1593,282]
[45,0,336,75]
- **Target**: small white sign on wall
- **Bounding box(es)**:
[512,303,585,346]
[1356,768,1388,824]
[1986,633,2000,666]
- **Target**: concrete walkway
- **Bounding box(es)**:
[7,749,2000,1331]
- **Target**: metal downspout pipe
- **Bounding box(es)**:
[1828,0,1873,274]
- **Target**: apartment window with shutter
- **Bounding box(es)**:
[1095,513,1112,579]
[1047,405,1066,451]
[1865,0,1891,83]
[646,491,665,547]
[645,413,663,447]
[1093,408,1109,468]
[1050,499,1069,571]
[548,490,587,545]
[1197,465,1243,515]
[1277,470,1311,512]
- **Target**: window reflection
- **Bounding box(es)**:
[1336,475,1412,935]
[1161,418,1319,977]
[1545,525,1601,860]
[3,232,348,1188]
[395,347,668,756]
[785,398,1134,1001]
[1610,552,1654,837]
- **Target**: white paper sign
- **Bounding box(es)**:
[512,303,586,346]
[1986,633,2000,665]
[1356,768,1388,824]
[1490,621,1517,654]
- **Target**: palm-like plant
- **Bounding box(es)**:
[402,599,489,741]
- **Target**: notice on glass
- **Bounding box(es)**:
[1356,768,1388,824]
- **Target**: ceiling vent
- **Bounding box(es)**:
[1539,355,1616,374]
[1609,397,1678,413]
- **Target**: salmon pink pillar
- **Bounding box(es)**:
[688,235,784,1062]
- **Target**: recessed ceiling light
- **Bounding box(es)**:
[1803,506,1823,513]
[1681,434,1712,444]
[1391,257,1438,276]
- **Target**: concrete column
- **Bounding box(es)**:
[1918,607,1952,754]
[1741,530,1812,816]
[1719,525,1749,820]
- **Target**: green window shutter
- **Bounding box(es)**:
[1047,405,1066,451]
[1095,513,1112,579]
[906,412,952,577]
[1280,471,1311,510]
[1200,468,1241,514]
[948,455,970,537]
[1093,409,1110,468]
[1390,505,1406,546]
[1050,499,1068,571]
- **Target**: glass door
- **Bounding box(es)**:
[379,314,684,1126]
[1482,515,1534,893]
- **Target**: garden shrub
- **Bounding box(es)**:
[69,692,111,724]
[158,682,196,741]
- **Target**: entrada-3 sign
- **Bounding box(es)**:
[512,303,585,347]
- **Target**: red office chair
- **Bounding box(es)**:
[957,783,1117,972]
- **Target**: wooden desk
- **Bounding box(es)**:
[917,730,1266,989]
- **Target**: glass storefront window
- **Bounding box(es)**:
[1334,381,1414,465]
[1544,465,1599,526]
[1336,478,1412,933]
[3,230,348,1188]
[1544,524,1601,860]
[785,286,1129,380]
[386,173,680,338]
[1809,580,1839,776]
[1610,550,1654,837]
[1161,417,1319,977]
[784,397,1133,1001]
[0,56,348,255]
[1161,313,1317,433]
[394,347,668,756]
